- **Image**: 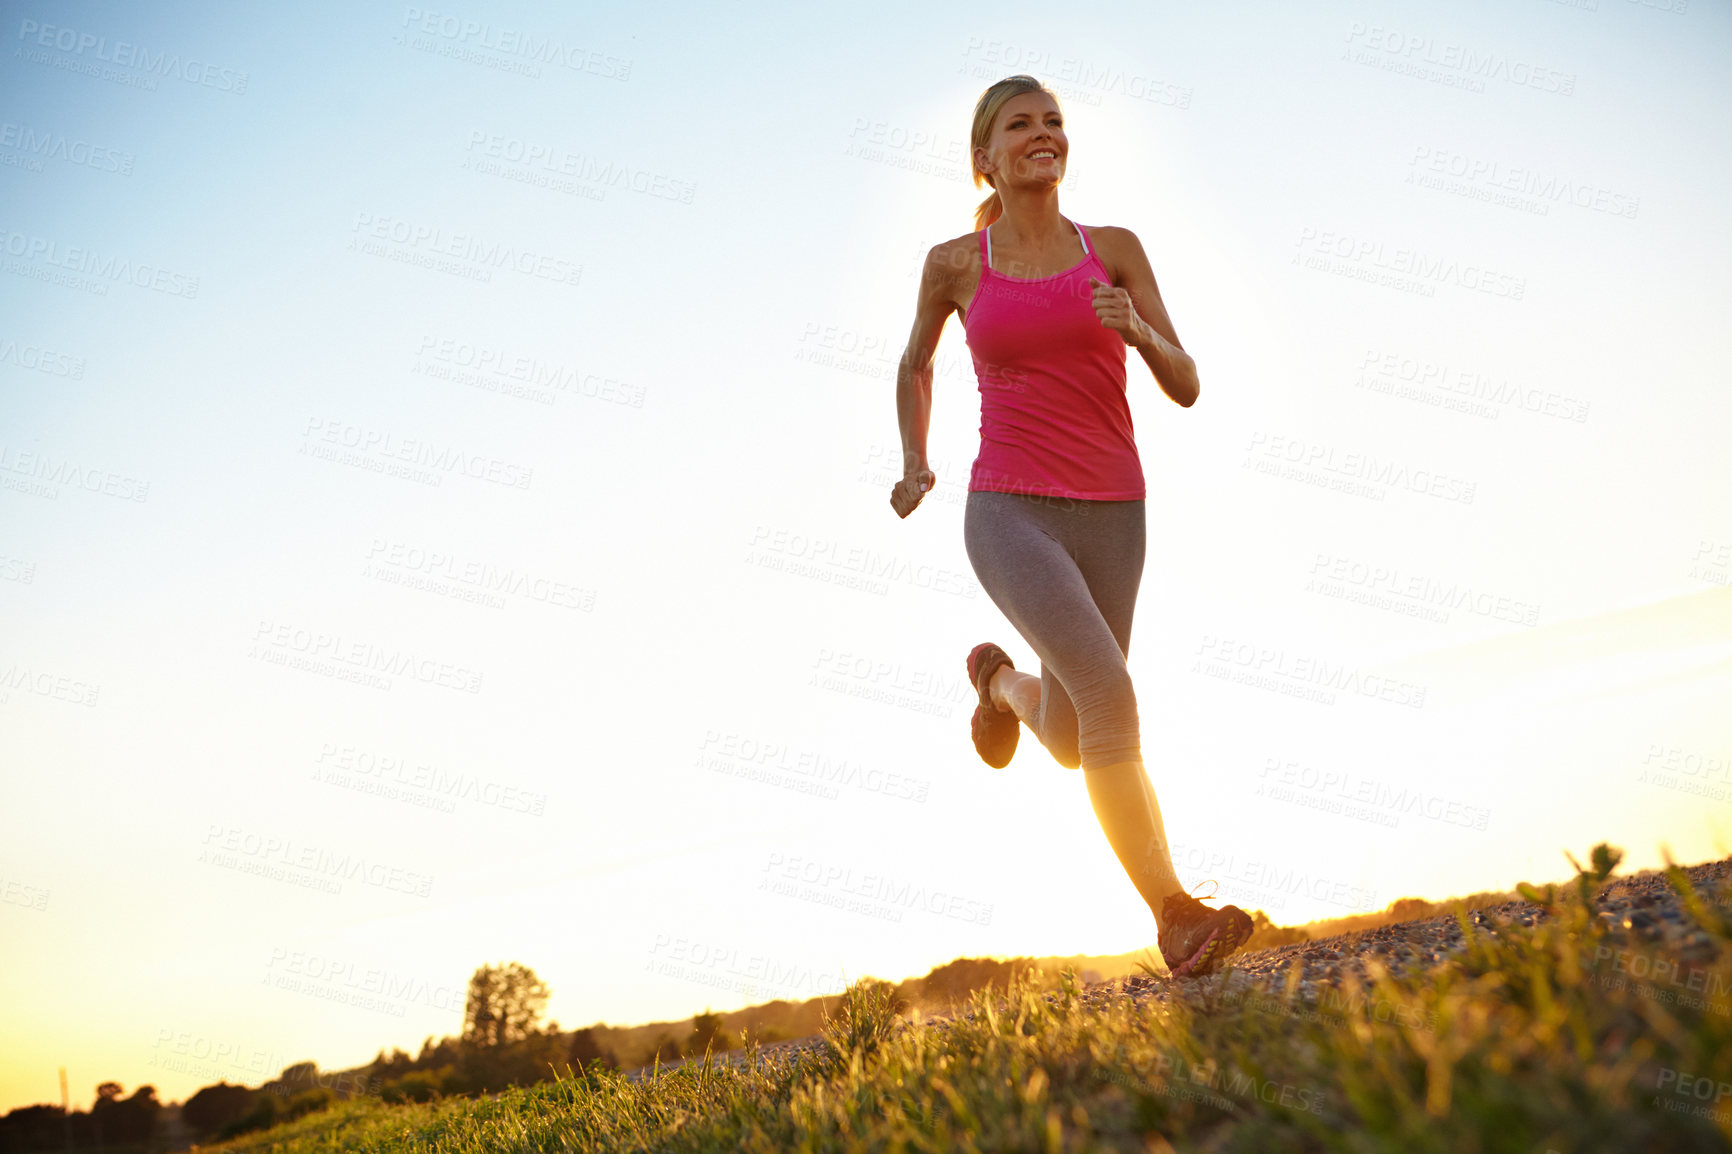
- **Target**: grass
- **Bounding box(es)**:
[207,846,1732,1152]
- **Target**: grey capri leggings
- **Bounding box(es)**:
[962,490,1146,771]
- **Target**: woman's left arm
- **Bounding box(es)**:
[1088,227,1200,408]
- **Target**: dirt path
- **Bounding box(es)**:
[1089,854,1732,1019]
[623,855,1732,1081]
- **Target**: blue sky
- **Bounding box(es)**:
[3,0,1730,1114]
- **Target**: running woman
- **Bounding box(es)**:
[889,75,1254,978]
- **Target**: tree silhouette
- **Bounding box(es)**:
[567,1027,617,1073]
[1387,897,1431,920]
[87,1083,159,1145]
[182,1082,254,1138]
[371,1046,416,1079]
[462,962,550,1048]
[277,1061,319,1089]
[418,1035,460,1068]
[1245,909,1309,949]
[689,1011,734,1055]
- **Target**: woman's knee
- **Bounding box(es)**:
[1079,742,1143,774]
[1037,662,1138,771]
[1080,754,1145,778]
[1070,662,1139,722]
[1073,669,1141,768]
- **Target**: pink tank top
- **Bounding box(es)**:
[961,219,1145,501]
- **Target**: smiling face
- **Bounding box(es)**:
[975,90,1066,190]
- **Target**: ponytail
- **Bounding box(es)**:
[969,74,1059,229]
[973,189,1002,232]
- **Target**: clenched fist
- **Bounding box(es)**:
[890,467,935,518]
[1088,276,1148,348]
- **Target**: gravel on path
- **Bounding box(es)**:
[623,856,1732,1082]
[1088,855,1732,1021]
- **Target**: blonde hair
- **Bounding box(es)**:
[970,75,1062,231]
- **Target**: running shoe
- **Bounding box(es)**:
[965,642,1019,768]
[1158,886,1256,978]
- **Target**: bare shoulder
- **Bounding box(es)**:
[922,230,982,283]
[1084,224,1147,249]
[1082,225,1154,281]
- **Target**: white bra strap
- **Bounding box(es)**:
[1073,220,1089,254]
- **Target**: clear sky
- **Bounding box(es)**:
[3,0,1729,1117]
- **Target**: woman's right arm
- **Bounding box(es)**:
[890,244,958,519]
